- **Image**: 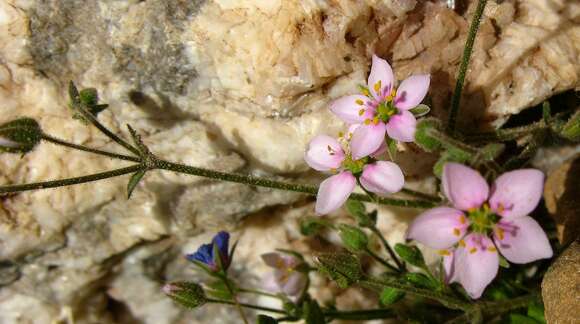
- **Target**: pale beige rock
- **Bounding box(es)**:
[0,0,577,323]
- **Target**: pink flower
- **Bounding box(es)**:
[305,133,404,215]
[330,55,430,159]
[261,253,307,297]
[406,163,553,299]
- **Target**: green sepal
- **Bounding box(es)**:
[338,224,368,252]
[403,273,438,290]
[386,137,398,162]
[345,200,376,227]
[303,298,325,324]
[300,216,333,236]
[499,255,510,268]
[163,281,208,309]
[127,169,146,199]
[560,110,580,141]
[314,252,362,288]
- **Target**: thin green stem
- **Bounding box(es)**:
[238,287,281,299]
[154,159,437,209]
[369,226,405,272]
[0,164,144,195]
[207,298,286,314]
[69,82,141,156]
[364,247,399,273]
[401,188,441,202]
[221,275,249,324]
[361,277,471,311]
[325,308,396,320]
[41,133,141,162]
[447,0,489,133]
[464,122,545,143]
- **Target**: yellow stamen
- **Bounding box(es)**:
[483,203,490,212]
[355,99,364,105]
[453,228,460,236]
[338,131,344,138]
[459,215,466,224]
[496,228,505,240]
[467,207,477,213]
[374,80,382,93]
[458,240,466,247]
[361,88,371,97]
[469,247,477,254]
[438,249,450,256]
[487,246,497,253]
[364,119,371,125]
[372,116,380,125]
[497,203,505,214]
[358,108,365,116]
[330,168,338,174]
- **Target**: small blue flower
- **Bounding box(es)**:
[186,231,231,271]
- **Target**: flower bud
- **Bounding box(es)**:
[0,118,42,154]
[314,252,362,288]
[162,282,207,309]
[394,243,426,269]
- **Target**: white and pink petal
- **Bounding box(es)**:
[330,95,374,124]
[368,55,394,100]
[406,207,469,249]
[360,161,405,195]
[386,110,417,142]
[493,216,553,264]
[350,122,387,160]
[442,163,490,211]
[452,234,499,299]
[394,74,430,110]
[489,169,544,219]
[304,135,345,171]
[315,171,356,215]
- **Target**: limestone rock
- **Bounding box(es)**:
[541,240,580,324]
[543,154,580,245]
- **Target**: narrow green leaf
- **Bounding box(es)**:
[314,253,362,288]
[499,255,510,268]
[345,200,375,227]
[386,137,398,162]
[394,243,426,269]
[338,224,368,252]
[508,313,539,324]
[414,118,443,152]
[379,287,405,305]
[560,110,580,141]
[542,101,551,123]
[527,302,546,324]
[403,273,438,290]
[127,169,146,199]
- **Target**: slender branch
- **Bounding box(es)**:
[401,188,441,202]
[361,277,471,311]
[41,133,141,162]
[325,308,396,320]
[69,82,141,156]
[207,298,286,314]
[238,287,281,299]
[221,275,249,324]
[446,0,489,133]
[464,122,545,143]
[369,226,405,272]
[153,159,437,209]
[365,247,400,273]
[0,165,144,195]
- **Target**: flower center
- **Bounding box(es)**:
[467,203,500,234]
[360,88,399,125]
[341,154,370,176]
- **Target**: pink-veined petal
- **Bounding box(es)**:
[493,216,553,264]
[281,272,307,296]
[262,272,281,292]
[394,74,430,110]
[315,172,356,215]
[368,55,394,100]
[330,95,374,124]
[452,234,499,299]
[442,163,489,211]
[350,122,387,160]
[304,135,345,171]
[360,161,404,195]
[386,110,417,142]
[261,252,284,268]
[406,207,469,249]
[489,169,544,218]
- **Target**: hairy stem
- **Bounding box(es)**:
[154,159,437,209]
[446,0,489,133]
[207,299,286,314]
[42,133,141,162]
[0,164,144,195]
[365,247,400,273]
[369,226,405,272]
[325,308,396,320]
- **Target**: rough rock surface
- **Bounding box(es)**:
[0,0,578,323]
[541,240,580,324]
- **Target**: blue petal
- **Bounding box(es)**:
[212,231,230,257]
[186,243,214,265]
